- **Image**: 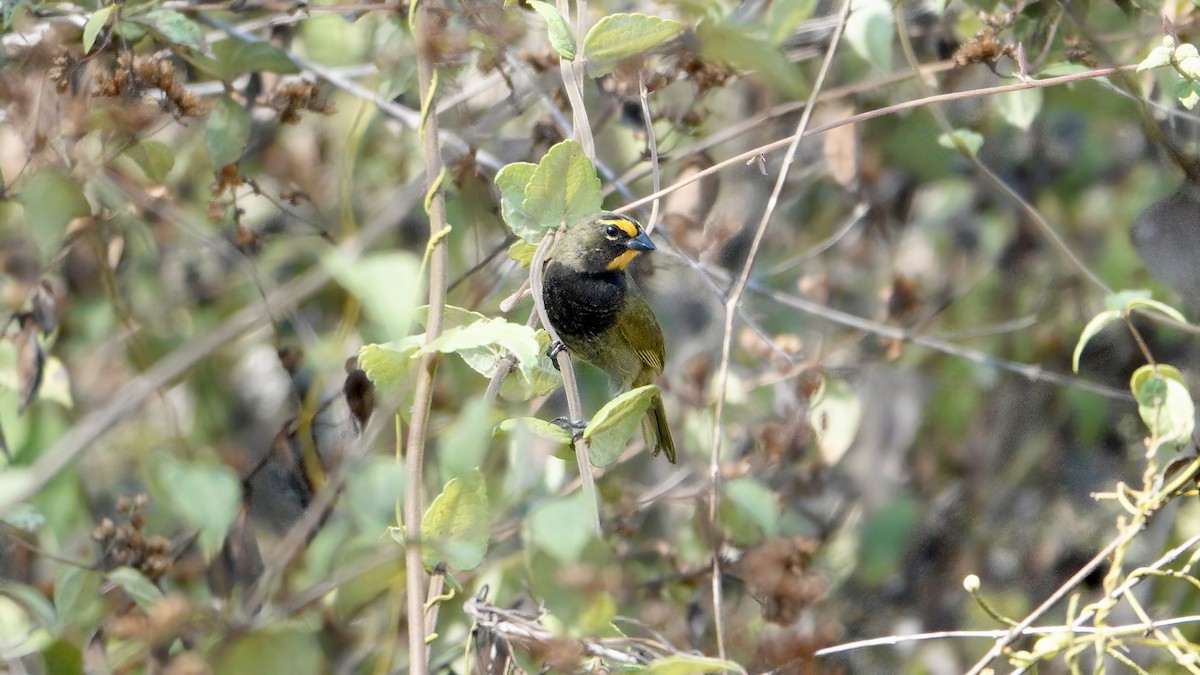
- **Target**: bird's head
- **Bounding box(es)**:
[553,212,656,274]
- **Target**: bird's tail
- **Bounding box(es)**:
[642,393,676,463]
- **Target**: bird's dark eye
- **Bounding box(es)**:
[604,225,620,238]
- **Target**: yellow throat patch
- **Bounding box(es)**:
[602,215,643,271]
[607,249,640,271]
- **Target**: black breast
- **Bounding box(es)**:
[543,262,625,339]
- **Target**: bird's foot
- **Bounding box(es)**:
[546,340,567,370]
[550,416,587,440]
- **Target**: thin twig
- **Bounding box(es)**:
[615,65,1139,216]
[813,615,1200,658]
[529,233,602,535]
[965,458,1200,674]
[403,6,453,673]
[556,0,594,160]
[638,73,663,232]
[705,0,852,660]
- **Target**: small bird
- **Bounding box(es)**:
[542,212,676,463]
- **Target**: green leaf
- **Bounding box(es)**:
[583,13,684,77]
[125,139,175,182]
[497,331,561,402]
[1126,297,1188,323]
[695,21,803,95]
[0,470,34,518]
[766,0,816,44]
[1,503,43,532]
[1130,364,1195,445]
[508,240,537,267]
[421,469,489,570]
[528,1,576,60]
[496,162,539,242]
[53,566,101,629]
[107,567,163,610]
[146,455,240,557]
[421,317,542,381]
[1039,62,1089,77]
[83,5,115,53]
[438,399,495,483]
[724,478,780,538]
[647,654,748,674]
[205,97,251,167]
[325,250,423,338]
[41,638,83,674]
[39,357,73,409]
[1071,309,1121,373]
[582,384,658,466]
[526,490,594,562]
[138,9,203,49]
[937,129,984,157]
[1,581,57,628]
[18,169,90,259]
[995,88,1042,130]
[523,140,603,234]
[358,338,421,394]
[494,417,573,446]
[1103,289,1152,311]
[845,0,893,73]
[807,376,861,465]
[213,628,325,675]
[1178,80,1200,109]
[210,38,301,79]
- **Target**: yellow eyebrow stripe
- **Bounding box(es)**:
[599,216,638,238]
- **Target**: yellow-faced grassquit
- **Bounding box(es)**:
[542,212,676,463]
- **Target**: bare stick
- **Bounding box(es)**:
[529,233,602,535]
[638,73,663,232]
[704,0,853,660]
[403,7,453,673]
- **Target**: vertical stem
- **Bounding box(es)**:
[405,4,451,673]
[529,233,602,535]
[704,0,852,660]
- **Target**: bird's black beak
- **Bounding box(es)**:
[627,229,656,252]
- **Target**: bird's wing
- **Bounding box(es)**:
[616,293,665,376]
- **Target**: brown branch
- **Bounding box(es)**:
[402,5,454,673]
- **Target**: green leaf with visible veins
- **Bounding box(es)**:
[583,13,684,76]
[583,385,658,466]
[421,469,489,570]
[523,140,602,232]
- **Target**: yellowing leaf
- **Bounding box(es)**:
[808,376,860,465]
[83,5,114,53]
[1130,364,1195,445]
[1072,309,1120,373]
[421,469,489,570]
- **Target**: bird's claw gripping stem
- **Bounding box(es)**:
[546,340,567,371]
[551,416,587,441]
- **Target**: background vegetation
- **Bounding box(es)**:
[5,0,1200,672]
